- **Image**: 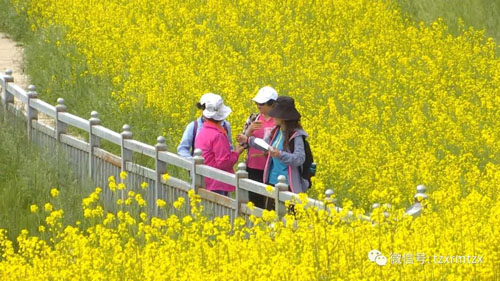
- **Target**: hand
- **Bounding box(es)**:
[268,146,281,158]
[234,144,245,155]
[236,134,248,144]
[247,120,263,135]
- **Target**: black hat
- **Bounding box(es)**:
[268,96,301,121]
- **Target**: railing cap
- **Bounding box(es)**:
[121,124,133,139]
[3,69,14,82]
[27,85,38,98]
[276,175,288,191]
[56,98,67,112]
[325,189,334,198]
[237,162,246,171]
[155,136,167,151]
[89,111,101,125]
[193,148,204,164]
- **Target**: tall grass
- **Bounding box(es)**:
[0,109,94,243]
[396,0,500,43]
[0,0,187,178]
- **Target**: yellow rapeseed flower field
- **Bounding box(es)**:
[0,185,499,280]
[2,0,499,278]
[10,0,500,210]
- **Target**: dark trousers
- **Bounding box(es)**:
[247,167,274,210]
[212,190,229,196]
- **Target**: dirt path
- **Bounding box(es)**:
[0,32,28,87]
[0,32,55,125]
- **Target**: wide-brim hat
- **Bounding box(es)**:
[201,93,232,121]
[268,96,301,121]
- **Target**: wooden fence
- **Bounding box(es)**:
[0,69,428,222]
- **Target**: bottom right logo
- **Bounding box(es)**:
[368,249,387,266]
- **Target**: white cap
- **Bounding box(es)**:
[200,93,232,121]
[252,86,278,104]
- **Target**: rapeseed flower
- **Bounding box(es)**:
[30,205,38,213]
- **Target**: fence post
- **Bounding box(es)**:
[26,85,38,142]
[369,203,380,221]
[275,175,289,217]
[383,203,392,218]
[154,136,167,217]
[120,124,133,200]
[235,162,249,218]
[1,69,14,118]
[405,185,428,218]
[55,98,67,141]
[88,111,101,179]
[191,148,205,192]
[324,189,336,212]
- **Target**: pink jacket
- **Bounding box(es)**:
[194,120,239,192]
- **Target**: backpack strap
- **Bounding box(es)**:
[289,133,304,172]
[222,121,228,134]
[190,119,199,156]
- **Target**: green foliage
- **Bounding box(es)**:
[396,0,500,44]
[0,111,93,243]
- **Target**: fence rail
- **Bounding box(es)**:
[0,69,428,222]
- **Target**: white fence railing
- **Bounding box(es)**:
[0,69,427,222]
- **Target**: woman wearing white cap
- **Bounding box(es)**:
[239,96,310,195]
[177,93,234,159]
[236,86,278,209]
[194,94,244,196]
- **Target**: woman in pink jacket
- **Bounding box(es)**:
[194,93,244,196]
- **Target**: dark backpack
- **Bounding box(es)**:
[191,119,229,156]
[290,135,314,189]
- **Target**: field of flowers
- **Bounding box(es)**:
[0,0,499,279]
[9,0,499,211]
[0,181,498,280]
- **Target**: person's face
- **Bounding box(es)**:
[255,101,272,115]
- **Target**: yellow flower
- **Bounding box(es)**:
[83,208,91,218]
[103,213,115,225]
[38,225,45,232]
[120,171,128,179]
[162,173,170,181]
[182,216,193,224]
[140,212,147,221]
[50,188,59,198]
[109,181,117,191]
[118,183,126,190]
[265,185,274,194]
[141,182,148,189]
[157,199,166,208]
[135,194,146,207]
[30,204,38,213]
[173,197,185,209]
[246,201,255,211]
[44,203,53,212]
